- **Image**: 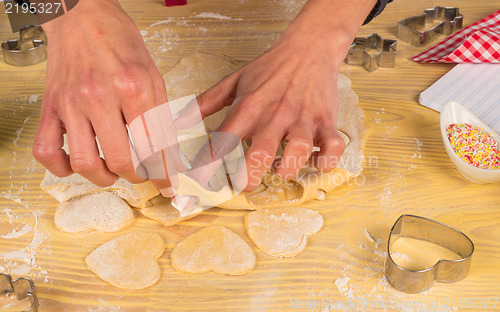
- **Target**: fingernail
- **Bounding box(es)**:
[160,186,175,197]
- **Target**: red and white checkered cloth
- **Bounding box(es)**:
[410,9,500,63]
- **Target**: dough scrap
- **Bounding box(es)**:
[245,207,323,257]
[140,194,202,226]
[41,170,159,208]
[85,232,165,289]
[55,192,134,234]
[170,225,256,275]
[162,53,364,212]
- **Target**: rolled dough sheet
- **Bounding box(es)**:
[40,134,159,208]
[162,53,364,212]
[170,225,256,275]
[85,232,165,289]
[54,192,134,234]
[246,207,323,257]
[41,170,159,209]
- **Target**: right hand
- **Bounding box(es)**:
[32,0,178,196]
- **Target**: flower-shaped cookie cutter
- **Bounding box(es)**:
[344,33,397,72]
[385,214,474,293]
[398,6,463,46]
[0,273,39,312]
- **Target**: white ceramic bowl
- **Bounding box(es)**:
[440,101,500,184]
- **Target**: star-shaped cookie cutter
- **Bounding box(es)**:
[0,273,39,312]
[398,6,463,46]
[385,215,474,293]
[344,33,397,72]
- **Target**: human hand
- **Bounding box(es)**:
[32,0,178,195]
[197,0,375,191]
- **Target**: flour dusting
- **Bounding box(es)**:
[194,12,241,20]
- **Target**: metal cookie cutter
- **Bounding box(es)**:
[344,33,396,72]
[385,214,474,293]
[0,273,39,312]
[2,25,47,66]
[398,6,463,46]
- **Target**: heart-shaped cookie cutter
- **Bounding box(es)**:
[398,6,463,46]
[385,214,474,293]
[0,273,39,311]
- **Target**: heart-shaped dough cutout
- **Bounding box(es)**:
[246,207,323,257]
[55,192,134,234]
[85,232,164,289]
[171,225,256,275]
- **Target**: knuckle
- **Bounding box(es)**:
[113,66,149,95]
[70,155,100,174]
[234,94,260,115]
[106,156,134,174]
[326,135,346,151]
[287,137,313,154]
[79,79,105,99]
[32,141,57,164]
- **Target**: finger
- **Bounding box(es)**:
[197,72,240,118]
[309,127,345,172]
[65,115,118,187]
[172,97,203,130]
[184,131,241,189]
[92,109,146,184]
[243,126,284,191]
[273,124,314,180]
[150,66,168,107]
[33,98,72,177]
[117,66,181,194]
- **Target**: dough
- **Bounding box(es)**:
[41,170,159,209]
[85,232,165,289]
[140,194,202,226]
[170,225,256,275]
[163,53,365,213]
[55,192,134,234]
[163,52,242,133]
[40,134,159,209]
[245,207,323,257]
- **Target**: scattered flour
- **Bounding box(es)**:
[194,12,241,20]
[269,213,298,223]
[334,276,357,299]
[0,199,51,285]
[28,95,39,103]
[149,18,175,27]
[1,224,32,239]
[12,115,31,147]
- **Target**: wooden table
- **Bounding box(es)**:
[1,0,499,311]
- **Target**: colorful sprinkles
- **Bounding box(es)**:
[447,123,500,169]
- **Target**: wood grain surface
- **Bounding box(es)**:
[1,0,499,311]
